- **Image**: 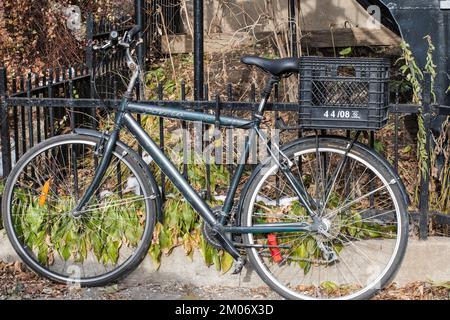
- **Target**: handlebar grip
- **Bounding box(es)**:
[128,25,141,40]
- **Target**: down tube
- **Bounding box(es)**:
[123,112,217,226]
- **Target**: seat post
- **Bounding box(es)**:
[255,76,280,117]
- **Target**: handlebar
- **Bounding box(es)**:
[92,25,141,52]
[127,25,141,41]
[91,25,142,96]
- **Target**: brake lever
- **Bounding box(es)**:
[135,38,144,47]
[93,41,112,51]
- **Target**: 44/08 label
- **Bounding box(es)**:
[323,110,361,119]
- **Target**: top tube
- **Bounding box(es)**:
[126,102,254,129]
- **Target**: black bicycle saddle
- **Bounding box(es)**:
[241,55,300,77]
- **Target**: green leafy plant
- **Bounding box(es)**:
[252,196,396,276]
[423,36,437,103]
[397,37,450,213]
[339,47,353,57]
[13,189,143,265]
[397,40,430,184]
[397,41,424,105]
[139,110,234,272]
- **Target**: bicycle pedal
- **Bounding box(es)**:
[231,257,246,275]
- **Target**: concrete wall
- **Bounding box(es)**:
[180,0,381,35]
[299,0,381,30]
[1,230,449,289]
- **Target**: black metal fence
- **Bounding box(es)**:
[0,1,449,241]
[0,0,184,171]
[144,0,183,58]
[1,65,450,238]
[0,14,131,172]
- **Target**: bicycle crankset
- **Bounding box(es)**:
[202,207,234,249]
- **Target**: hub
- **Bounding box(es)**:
[316,215,342,241]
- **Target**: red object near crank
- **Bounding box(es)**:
[267,234,283,263]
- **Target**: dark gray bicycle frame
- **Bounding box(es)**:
[72,37,319,260]
[72,95,318,259]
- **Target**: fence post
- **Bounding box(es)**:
[86,13,97,129]
[419,72,432,240]
[0,67,12,178]
[288,0,298,57]
[135,0,145,69]
[194,0,204,101]
[86,13,94,71]
[135,0,145,100]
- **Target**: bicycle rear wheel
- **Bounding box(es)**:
[2,134,157,286]
[241,136,408,300]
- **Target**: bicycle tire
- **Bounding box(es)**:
[240,136,409,300]
[2,134,157,287]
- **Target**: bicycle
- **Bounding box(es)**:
[2,25,409,300]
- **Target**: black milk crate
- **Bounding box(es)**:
[298,57,390,130]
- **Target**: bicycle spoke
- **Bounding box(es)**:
[7,137,152,284]
[245,142,405,299]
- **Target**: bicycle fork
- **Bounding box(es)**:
[72,49,144,215]
[72,107,126,217]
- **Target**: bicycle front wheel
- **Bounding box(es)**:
[241,136,408,300]
[2,134,157,286]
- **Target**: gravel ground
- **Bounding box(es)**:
[0,261,448,300]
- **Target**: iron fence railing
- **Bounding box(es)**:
[0,0,183,165]
[144,0,182,58]
[1,66,449,239]
[0,1,449,241]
